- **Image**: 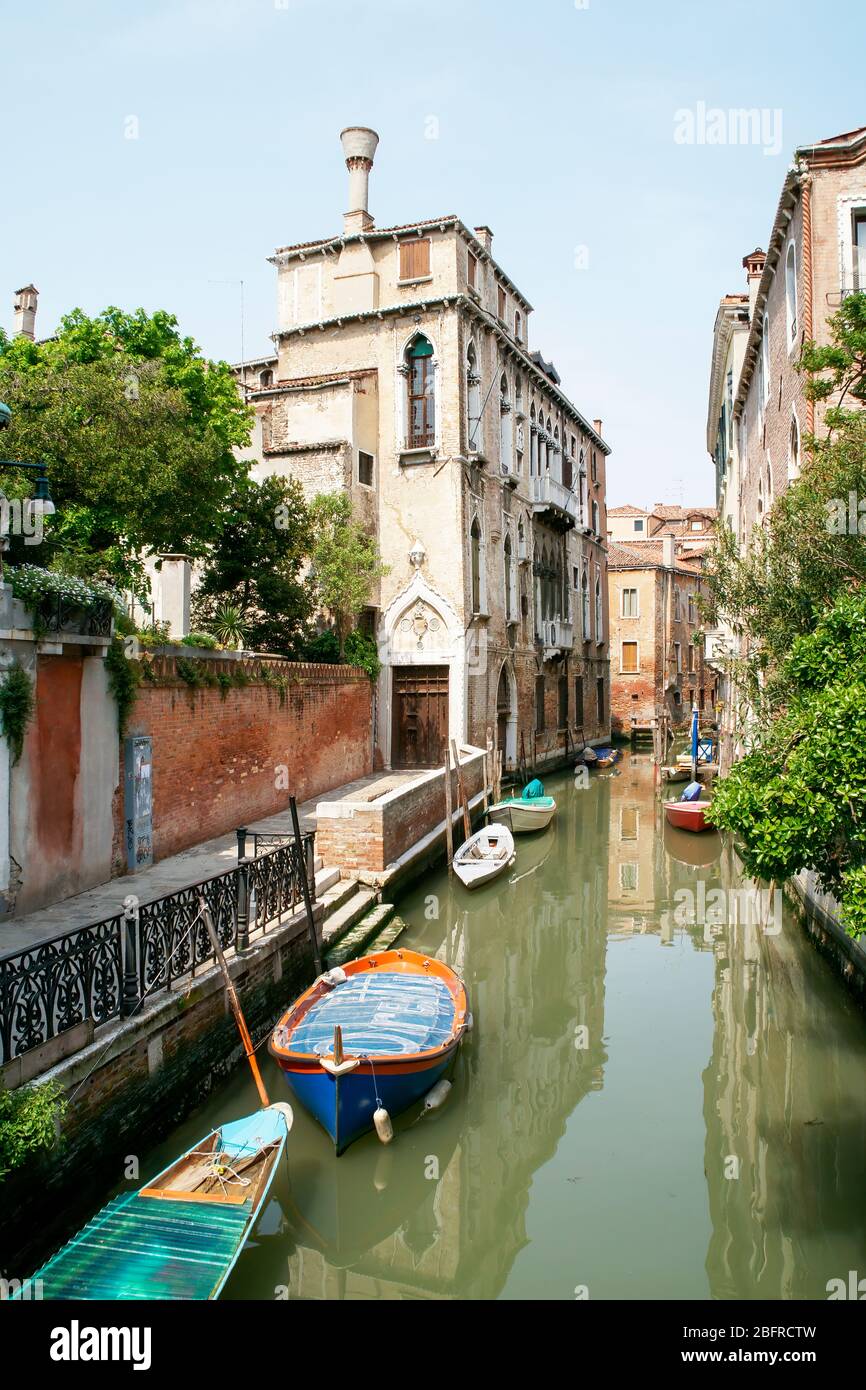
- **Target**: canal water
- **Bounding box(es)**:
[125,753,866,1299]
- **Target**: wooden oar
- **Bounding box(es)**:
[200,896,270,1108]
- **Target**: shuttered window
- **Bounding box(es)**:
[399,238,431,281]
[621,641,639,673]
[498,285,507,320]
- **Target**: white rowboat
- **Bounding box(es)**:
[487,796,557,834]
[453,824,516,890]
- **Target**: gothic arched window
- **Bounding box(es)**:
[406,335,435,448]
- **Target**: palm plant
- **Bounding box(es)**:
[211,603,247,650]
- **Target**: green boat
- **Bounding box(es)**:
[13,1104,292,1301]
[487,779,557,834]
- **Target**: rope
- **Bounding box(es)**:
[362,1054,383,1110]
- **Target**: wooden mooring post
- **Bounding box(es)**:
[451,739,472,842]
[444,743,455,876]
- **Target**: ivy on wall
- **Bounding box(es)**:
[0,662,34,764]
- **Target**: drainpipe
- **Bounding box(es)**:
[801,176,815,438]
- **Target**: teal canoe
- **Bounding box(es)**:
[14,1105,292,1301]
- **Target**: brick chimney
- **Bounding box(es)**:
[340,127,379,237]
[13,284,38,340]
[474,226,494,254]
[742,248,766,322]
[593,418,603,437]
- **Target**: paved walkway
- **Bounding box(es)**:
[0,772,417,958]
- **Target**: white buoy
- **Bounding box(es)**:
[423,1079,452,1112]
[465,1012,474,1033]
[373,1107,393,1144]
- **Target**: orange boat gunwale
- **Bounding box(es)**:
[268,948,469,1073]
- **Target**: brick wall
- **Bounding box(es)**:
[114,661,373,868]
[316,750,485,873]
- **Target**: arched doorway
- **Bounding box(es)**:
[496,664,518,770]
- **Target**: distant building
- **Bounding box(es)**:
[234,128,611,772]
[607,533,715,737]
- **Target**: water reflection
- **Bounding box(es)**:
[208,752,866,1300]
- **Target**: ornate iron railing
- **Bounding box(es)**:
[0,915,124,1065]
[36,593,115,638]
[0,831,316,1065]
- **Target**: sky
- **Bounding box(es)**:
[2,0,864,507]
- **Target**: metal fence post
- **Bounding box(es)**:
[236,826,248,861]
[121,895,141,1018]
[236,859,250,953]
[290,796,321,974]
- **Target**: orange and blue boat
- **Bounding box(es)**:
[269,948,469,1155]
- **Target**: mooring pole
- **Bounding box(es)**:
[444,744,455,876]
[200,895,270,1108]
[289,795,322,974]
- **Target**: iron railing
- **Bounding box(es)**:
[0,830,316,1065]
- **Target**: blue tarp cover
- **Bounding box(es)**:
[291,972,455,1057]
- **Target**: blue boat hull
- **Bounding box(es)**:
[278,1052,455,1155]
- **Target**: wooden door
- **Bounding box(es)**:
[392,666,449,769]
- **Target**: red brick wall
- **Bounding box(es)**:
[114,664,373,867]
[316,752,485,874]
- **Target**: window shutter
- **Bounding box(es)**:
[400,238,430,280]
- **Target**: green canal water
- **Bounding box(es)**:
[136,752,866,1300]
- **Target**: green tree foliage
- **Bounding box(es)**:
[0,1079,66,1181]
[0,308,252,592]
[709,590,866,936]
[705,295,866,935]
[309,492,388,655]
[192,475,313,656]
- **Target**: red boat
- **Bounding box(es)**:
[663,799,713,832]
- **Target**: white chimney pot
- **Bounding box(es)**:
[340,126,379,236]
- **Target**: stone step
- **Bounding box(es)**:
[320,876,362,920]
[321,887,379,950]
[314,865,341,897]
[313,854,324,873]
[324,901,394,968]
[365,915,408,956]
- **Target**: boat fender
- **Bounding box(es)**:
[465,1012,474,1032]
[319,967,348,990]
[423,1079,452,1112]
[373,1107,393,1145]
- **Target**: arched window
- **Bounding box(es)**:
[504,532,514,621]
[466,341,482,452]
[785,242,798,346]
[592,500,600,535]
[259,368,273,388]
[515,374,523,413]
[581,567,591,639]
[517,515,526,561]
[406,335,435,448]
[789,414,800,480]
[595,572,603,641]
[470,517,482,613]
[500,373,513,473]
[514,310,522,342]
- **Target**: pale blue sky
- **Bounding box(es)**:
[2,0,863,505]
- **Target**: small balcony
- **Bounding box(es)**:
[530,473,578,530]
[539,618,574,660]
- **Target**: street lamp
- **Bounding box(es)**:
[0,400,56,515]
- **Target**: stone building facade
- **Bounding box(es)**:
[706,126,866,762]
[607,536,715,737]
[236,128,611,773]
[722,127,866,545]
